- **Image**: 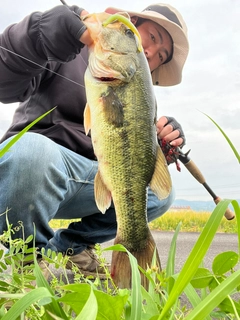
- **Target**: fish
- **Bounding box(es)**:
[83,12,172,289]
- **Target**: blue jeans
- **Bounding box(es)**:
[0,133,175,255]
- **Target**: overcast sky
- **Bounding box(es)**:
[0,0,239,202]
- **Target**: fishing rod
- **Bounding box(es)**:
[160,140,235,220]
[178,148,235,220]
[60,0,68,5]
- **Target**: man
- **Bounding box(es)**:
[0,3,189,276]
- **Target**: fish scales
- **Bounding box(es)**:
[88,68,155,248]
[83,12,172,288]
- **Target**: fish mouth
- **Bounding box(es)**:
[88,54,124,83]
[96,76,119,82]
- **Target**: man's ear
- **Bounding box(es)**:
[131,16,138,25]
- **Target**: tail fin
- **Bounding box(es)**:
[110,230,161,289]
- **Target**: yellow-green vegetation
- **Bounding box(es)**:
[149,210,238,233]
[49,210,238,233]
[49,219,79,229]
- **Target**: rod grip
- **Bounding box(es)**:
[181,159,235,220]
[214,197,235,220]
[183,159,206,184]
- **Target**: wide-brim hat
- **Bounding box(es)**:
[105,3,189,86]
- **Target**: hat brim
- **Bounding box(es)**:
[105,7,189,86]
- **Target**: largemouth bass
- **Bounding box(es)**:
[83,12,172,288]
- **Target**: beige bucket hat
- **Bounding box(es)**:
[105,3,189,86]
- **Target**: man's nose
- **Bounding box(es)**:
[144,48,151,59]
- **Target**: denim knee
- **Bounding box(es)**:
[1,132,61,173]
[147,187,175,222]
[0,133,66,240]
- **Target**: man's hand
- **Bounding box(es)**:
[79,10,93,46]
[157,116,186,148]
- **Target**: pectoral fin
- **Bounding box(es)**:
[83,103,91,135]
[149,145,172,200]
[94,171,112,214]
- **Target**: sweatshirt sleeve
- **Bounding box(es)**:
[0,5,87,103]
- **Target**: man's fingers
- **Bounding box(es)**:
[158,124,179,139]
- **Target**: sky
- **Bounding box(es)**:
[0,0,239,202]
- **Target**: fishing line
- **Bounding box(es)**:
[0,45,85,88]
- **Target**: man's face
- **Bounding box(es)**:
[137,20,173,72]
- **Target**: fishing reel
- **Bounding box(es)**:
[159,138,190,172]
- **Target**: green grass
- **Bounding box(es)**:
[49,210,238,234]
[1,199,239,319]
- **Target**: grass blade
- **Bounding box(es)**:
[158,200,231,319]
[183,283,212,320]
[140,286,159,315]
[184,269,240,319]
[32,242,68,319]
[232,200,240,256]
[0,107,56,158]
[166,222,181,278]
[104,244,142,320]
[33,255,54,295]
[1,288,52,320]
[75,287,98,320]
[203,112,240,163]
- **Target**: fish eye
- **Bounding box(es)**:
[125,28,134,38]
